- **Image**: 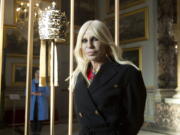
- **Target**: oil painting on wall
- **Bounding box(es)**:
[4,26,40,56]
[12,64,39,86]
[122,47,142,69]
[106,0,145,13]
[121,0,145,9]
[105,8,148,44]
[120,8,148,44]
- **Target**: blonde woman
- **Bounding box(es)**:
[72,20,146,135]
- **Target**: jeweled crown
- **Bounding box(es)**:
[38,2,67,42]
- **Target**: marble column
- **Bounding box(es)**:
[157,0,177,89]
[142,0,180,134]
[163,4,180,128]
[173,0,180,98]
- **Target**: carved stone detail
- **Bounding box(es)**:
[155,103,180,130]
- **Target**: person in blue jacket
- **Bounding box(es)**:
[30,70,49,135]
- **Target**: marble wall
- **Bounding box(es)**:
[157,0,177,89]
[148,1,180,133]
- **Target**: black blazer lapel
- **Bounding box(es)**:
[88,61,118,93]
[75,72,88,90]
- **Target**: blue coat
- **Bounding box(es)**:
[30,79,49,121]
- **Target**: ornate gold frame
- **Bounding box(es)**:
[106,0,146,13]
[122,47,142,70]
[121,0,146,9]
[7,54,39,58]
[12,63,38,86]
[120,8,149,44]
[104,7,149,44]
[3,25,16,48]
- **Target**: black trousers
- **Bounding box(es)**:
[31,100,42,133]
[79,125,120,135]
[79,124,133,135]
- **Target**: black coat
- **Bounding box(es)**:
[74,61,146,135]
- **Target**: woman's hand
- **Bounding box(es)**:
[31,92,42,96]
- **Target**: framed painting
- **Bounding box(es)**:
[12,64,39,86]
[104,8,148,44]
[120,8,148,44]
[106,0,145,13]
[120,0,146,9]
[6,54,39,59]
[4,25,40,56]
[122,47,142,69]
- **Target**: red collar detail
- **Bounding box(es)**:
[87,68,95,81]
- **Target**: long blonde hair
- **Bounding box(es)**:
[70,20,138,91]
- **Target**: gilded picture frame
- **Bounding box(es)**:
[122,47,142,69]
[121,0,146,9]
[6,54,39,59]
[120,8,149,44]
[106,0,145,13]
[104,7,149,44]
[12,63,39,86]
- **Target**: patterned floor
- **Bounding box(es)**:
[0,123,168,135]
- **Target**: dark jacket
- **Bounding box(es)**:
[74,61,147,135]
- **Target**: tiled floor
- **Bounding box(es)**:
[0,123,168,135]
